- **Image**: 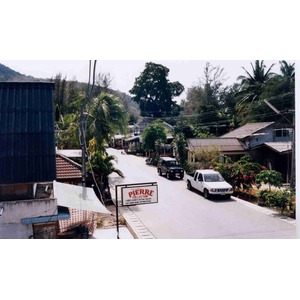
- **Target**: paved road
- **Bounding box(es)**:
[108,148,296,239]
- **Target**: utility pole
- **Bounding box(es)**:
[80,60,97,187]
[80,103,87,187]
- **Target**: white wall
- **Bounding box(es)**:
[0,198,57,239]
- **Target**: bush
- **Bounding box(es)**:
[256,190,273,207]
[214,156,261,192]
[256,189,294,215]
[256,170,283,190]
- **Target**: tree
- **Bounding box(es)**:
[52,73,67,120]
[246,60,295,123]
[129,62,184,117]
[194,145,221,169]
[142,120,167,154]
[95,72,113,94]
[261,61,295,112]
[236,60,275,121]
[256,170,283,191]
[180,62,229,135]
[90,92,128,151]
[214,156,262,192]
[280,60,295,80]
[57,113,81,149]
[200,62,228,107]
[89,151,124,200]
[172,131,188,167]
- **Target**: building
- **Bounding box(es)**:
[55,152,110,235]
[187,138,246,164]
[222,122,293,183]
[187,122,293,183]
[0,82,69,239]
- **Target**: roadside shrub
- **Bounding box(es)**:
[256,190,273,207]
[269,190,291,214]
[256,189,294,214]
[214,156,261,192]
[256,170,283,190]
[194,145,221,166]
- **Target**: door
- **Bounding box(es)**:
[194,173,204,192]
[32,222,58,239]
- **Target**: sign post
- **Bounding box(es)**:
[115,182,158,239]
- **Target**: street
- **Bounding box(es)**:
[107,148,296,239]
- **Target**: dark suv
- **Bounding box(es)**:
[157,157,184,179]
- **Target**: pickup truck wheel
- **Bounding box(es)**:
[158,169,162,176]
[204,189,210,199]
[187,181,192,190]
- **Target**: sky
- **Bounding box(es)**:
[0,59,290,100]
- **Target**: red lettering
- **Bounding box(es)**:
[128,188,154,198]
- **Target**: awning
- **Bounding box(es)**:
[252,142,292,154]
[53,181,111,215]
[21,207,70,224]
[125,135,142,143]
[264,142,292,154]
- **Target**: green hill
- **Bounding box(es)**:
[0,63,37,81]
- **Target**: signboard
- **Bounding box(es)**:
[120,183,158,206]
[114,182,158,238]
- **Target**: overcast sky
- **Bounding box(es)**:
[1,60,290,100]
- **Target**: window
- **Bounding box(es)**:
[204,173,224,182]
[275,128,292,138]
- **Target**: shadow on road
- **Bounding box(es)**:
[185,187,236,203]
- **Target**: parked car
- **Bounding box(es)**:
[184,169,233,199]
[157,157,184,179]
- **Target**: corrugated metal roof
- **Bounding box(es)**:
[221,122,274,139]
[187,138,246,153]
[21,209,70,224]
[56,149,82,158]
[0,82,56,184]
[257,142,292,154]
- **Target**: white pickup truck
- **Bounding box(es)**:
[184,169,233,199]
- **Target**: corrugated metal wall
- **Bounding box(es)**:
[0,82,56,184]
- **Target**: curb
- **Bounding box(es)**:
[119,206,155,239]
[109,183,155,239]
[231,196,296,226]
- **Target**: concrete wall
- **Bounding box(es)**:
[0,198,57,239]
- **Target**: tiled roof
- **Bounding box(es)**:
[221,122,274,139]
[187,138,246,153]
[56,154,82,180]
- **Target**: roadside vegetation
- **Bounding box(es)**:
[48,60,294,214]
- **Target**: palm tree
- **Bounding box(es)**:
[83,92,128,203]
[90,92,128,151]
[259,61,295,118]
[236,60,275,114]
[89,152,124,201]
[280,60,295,79]
[278,60,295,96]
